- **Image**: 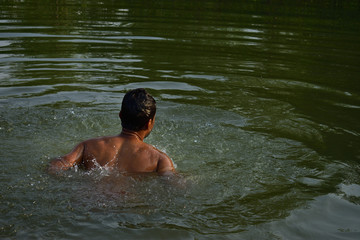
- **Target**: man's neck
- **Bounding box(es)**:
[120,129,144,141]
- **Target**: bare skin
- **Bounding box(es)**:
[48,116,175,175]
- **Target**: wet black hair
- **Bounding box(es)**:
[120,88,156,131]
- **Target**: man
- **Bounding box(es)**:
[48,88,175,175]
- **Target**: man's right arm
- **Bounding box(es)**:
[157,152,175,175]
[47,143,84,174]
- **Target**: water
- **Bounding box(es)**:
[1,0,360,239]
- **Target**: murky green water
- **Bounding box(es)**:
[1,0,360,239]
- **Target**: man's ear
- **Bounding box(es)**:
[145,118,151,129]
[145,118,154,130]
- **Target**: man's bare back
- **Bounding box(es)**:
[48,89,175,175]
[49,131,174,174]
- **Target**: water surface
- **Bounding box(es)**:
[1,0,360,239]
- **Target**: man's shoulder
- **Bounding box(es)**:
[138,143,166,160]
[145,144,165,156]
[84,135,121,144]
[153,147,174,174]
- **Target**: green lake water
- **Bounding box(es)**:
[1,0,360,239]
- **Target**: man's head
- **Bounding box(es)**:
[120,88,156,132]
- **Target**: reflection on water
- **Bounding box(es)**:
[1,0,360,239]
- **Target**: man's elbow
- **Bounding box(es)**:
[47,158,69,174]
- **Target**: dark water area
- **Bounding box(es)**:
[1,0,360,239]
